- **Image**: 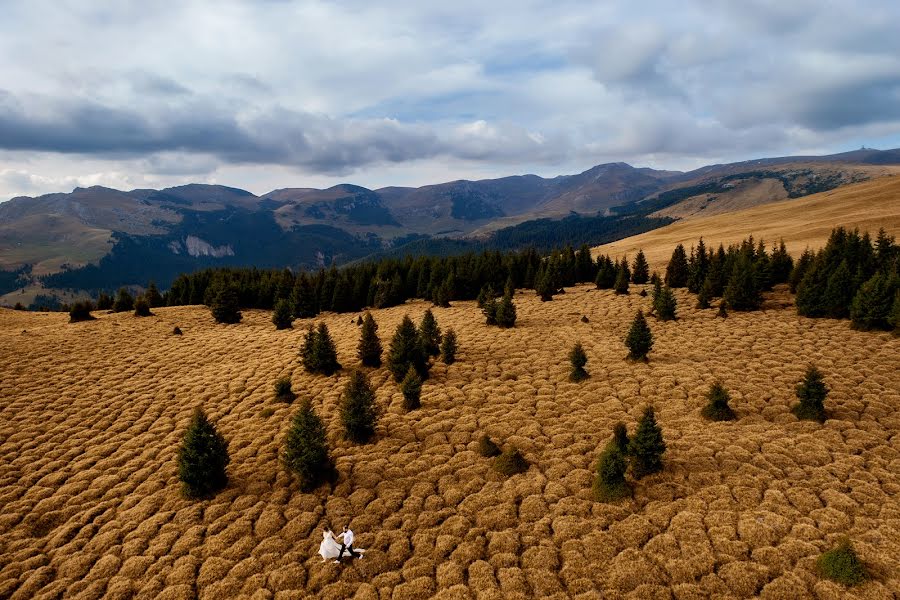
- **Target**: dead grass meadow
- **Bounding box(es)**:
[1,284,898,599]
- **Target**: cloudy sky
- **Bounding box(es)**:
[2,0,899,200]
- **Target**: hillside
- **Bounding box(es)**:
[593,175,900,270]
[1,283,898,598]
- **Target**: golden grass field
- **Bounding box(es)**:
[595,175,900,271]
[1,282,898,599]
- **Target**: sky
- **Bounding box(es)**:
[1,0,899,200]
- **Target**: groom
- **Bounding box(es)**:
[335,525,360,563]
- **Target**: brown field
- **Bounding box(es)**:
[1,284,899,599]
[594,175,900,271]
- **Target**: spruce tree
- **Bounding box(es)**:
[134,296,152,317]
[113,288,135,312]
[69,301,95,323]
[724,253,762,311]
[357,312,383,367]
[850,272,896,330]
[495,289,517,328]
[593,444,630,502]
[96,292,113,311]
[494,447,529,476]
[210,284,242,324]
[432,277,452,308]
[274,376,295,402]
[628,406,666,479]
[535,267,555,301]
[611,422,630,454]
[792,365,828,422]
[568,342,588,382]
[770,240,794,284]
[272,298,293,330]
[889,290,900,335]
[177,408,230,498]
[388,315,429,382]
[625,309,653,361]
[821,260,854,318]
[477,284,496,309]
[477,434,501,457]
[482,296,498,325]
[697,276,713,309]
[789,248,815,293]
[614,261,630,295]
[400,367,423,411]
[145,281,164,308]
[653,285,677,321]
[440,328,458,364]
[795,256,828,316]
[816,538,869,586]
[701,382,736,421]
[313,323,340,375]
[291,274,318,319]
[631,250,650,284]
[340,370,379,443]
[665,244,689,288]
[300,325,317,372]
[595,257,616,289]
[283,399,337,491]
[419,309,442,357]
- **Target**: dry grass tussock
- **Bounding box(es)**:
[1,284,899,599]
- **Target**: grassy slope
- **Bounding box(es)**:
[593,175,900,269]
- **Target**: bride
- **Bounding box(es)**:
[318,528,364,562]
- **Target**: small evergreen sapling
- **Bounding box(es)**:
[274,376,296,402]
[272,299,293,330]
[477,434,501,457]
[495,289,517,328]
[628,406,666,479]
[357,312,383,367]
[177,408,230,498]
[792,365,828,422]
[340,370,380,443]
[614,262,630,295]
[145,281,164,308]
[568,342,588,382]
[388,315,430,382]
[134,296,152,317]
[593,445,630,502]
[210,284,242,324]
[113,288,135,313]
[493,447,529,476]
[611,422,630,454]
[625,310,653,361]
[400,367,423,411]
[816,538,869,587]
[440,328,458,364]
[419,309,442,356]
[697,276,713,309]
[653,285,677,321]
[69,301,95,323]
[283,399,337,492]
[701,382,736,421]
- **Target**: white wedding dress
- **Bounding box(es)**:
[318,531,365,561]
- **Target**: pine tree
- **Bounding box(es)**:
[69,301,95,323]
[593,444,630,502]
[388,315,429,382]
[686,239,710,293]
[340,370,380,443]
[495,289,517,328]
[400,367,423,411]
[595,257,616,289]
[145,281,164,308]
[789,248,815,293]
[440,328,458,364]
[850,272,897,331]
[792,365,828,422]
[477,284,496,309]
[357,312,383,367]
[653,285,677,321]
[177,408,230,498]
[482,295,498,325]
[419,309,442,356]
[113,288,135,312]
[432,277,452,308]
[568,342,588,382]
[650,278,662,308]
[628,406,666,479]
[770,240,794,284]
[210,284,242,324]
[272,298,293,330]
[819,260,854,318]
[889,290,900,335]
[701,382,736,421]
[625,310,653,361]
[631,250,650,284]
[614,261,630,295]
[291,274,318,319]
[697,276,713,309]
[283,399,337,491]
[795,256,829,316]
[301,323,341,375]
[610,422,630,454]
[665,244,689,288]
[300,325,317,371]
[134,296,152,317]
[535,267,555,301]
[724,253,762,311]
[96,292,113,311]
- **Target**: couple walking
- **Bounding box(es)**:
[319,525,365,563]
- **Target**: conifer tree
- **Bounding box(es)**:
[625,309,653,361]
[611,422,630,454]
[595,256,616,289]
[575,244,595,283]
[177,408,230,498]
[820,260,854,318]
[419,309,442,356]
[477,284,496,309]
[568,342,588,382]
[686,239,709,293]
[792,365,828,422]
[340,370,380,443]
[494,447,529,476]
[653,285,677,320]
[850,272,896,330]
[145,281,164,308]
[210,284,242,324]
[301,323,341,375]
[724,253,762,311]
[650,278,662,307]
[665,244,689,288]
[614,261,630,295]
[300,325,316,371]
[283,399,336,492]
[388,315,429,382]
[535,267,555,301]
[628,406,666,479]
[631,250,650,284]
[593,444,629,502]
[495,289,517,328]
[400,367,423,411]
[770,240,794,284]
[69,301,95,323]
[274,376,295,402]
[889,290,900,335]
[701,382,736,421]
[113,288,135,312]
[432,277,452,308]
[291,274,318,319]
[440,328,458,364]
[477,434,501,457]
[272,298,293,329]
[482,295,498,325]
[134,296,152,317]
[357,312,383,367]
[96,292,113,311]
[697,276,713,309]
[789,248,815,294]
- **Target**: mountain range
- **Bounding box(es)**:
[1,147,899,303]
